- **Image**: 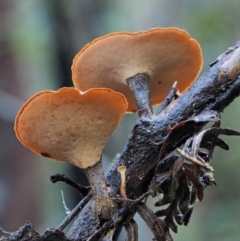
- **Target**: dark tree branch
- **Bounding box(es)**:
[1,43,240,241]
[50,174,91,197]
[67,42,240,240]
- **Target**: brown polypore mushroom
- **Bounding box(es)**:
[72,27,202,113]
[15,87,127,220]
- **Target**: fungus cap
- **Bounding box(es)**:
[15,87,127,169]
[72,28,202,112]
[117,165,127,174]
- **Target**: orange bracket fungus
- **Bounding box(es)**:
[72,28,202,115]
[15,87,127,220]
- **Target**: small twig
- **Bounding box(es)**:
[137,202,165,241]
[156,81,178,115]
[176,148,213,170]
[0,227,12,235]
[86,221,113,241]
[57,192,92,231]
[50,174,90,197]
[100,228,115,241]
[150,139,164,146]
[112,190,152,204]
[124,219,138,241]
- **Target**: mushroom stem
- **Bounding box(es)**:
[127,73,153,116]
[117,165,127,199]
[84,159,113,220]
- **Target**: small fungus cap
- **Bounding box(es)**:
[117,165,127,174]
[72,28,202,112]
[15,87,127,169]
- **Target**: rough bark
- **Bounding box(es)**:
[1,42,240,241]
[68,42,240,240]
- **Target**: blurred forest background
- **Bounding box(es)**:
[0,1,240,241]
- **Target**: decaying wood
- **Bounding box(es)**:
[68,42,240,240]
[1,42,240,241]
[0,222,70,241]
